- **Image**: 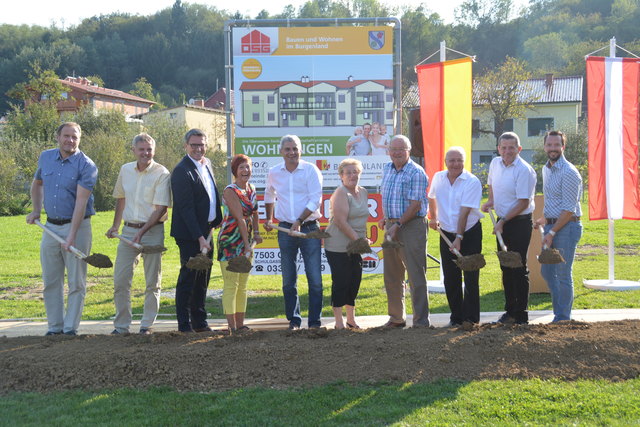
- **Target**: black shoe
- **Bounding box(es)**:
[194,326,212,333]
[445,321,462,328]
[139,328,152,335]
[111,329,122,335]
[288,324,300,330]
[494,313,516,324]
[45,331,62,336]
[63,330,77,336]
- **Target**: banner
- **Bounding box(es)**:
[416,57,473,184]
[231,25,397,274]
[586,56,640,220]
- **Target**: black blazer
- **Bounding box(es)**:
[170,155,222,241]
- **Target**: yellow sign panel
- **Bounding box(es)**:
[241,58,263,79]
[274,26,392,56]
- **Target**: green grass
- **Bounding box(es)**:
[1,378,639,425]
[0,200,638,320]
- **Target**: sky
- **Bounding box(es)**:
[0,0,529,28]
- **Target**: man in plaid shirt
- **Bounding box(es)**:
[378,135,430,328]
[535,130,583,322]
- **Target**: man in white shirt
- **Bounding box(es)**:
[428,146,483,326]
[106,133,171,335]
[264,135,323,329]
[481,132,537,324]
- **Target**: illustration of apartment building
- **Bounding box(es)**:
[239,78,394,128]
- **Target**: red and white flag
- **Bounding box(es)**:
[586,56,640,220]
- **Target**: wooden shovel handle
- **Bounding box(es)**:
[538,225,549,250]
[267,223,307,238]
[35,220,86,259]
[488,210,508,252]
[437,227,463,258]
[114,233,144,250]
[201,230,213,255]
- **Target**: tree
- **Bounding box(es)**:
[455,0,513,27]
[474,56,538,142]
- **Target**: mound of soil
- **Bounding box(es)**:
[1,320,639,394]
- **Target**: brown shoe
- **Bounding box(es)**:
[383,320,406,328]
[193,326,212,332]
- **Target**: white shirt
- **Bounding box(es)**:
[487,156,536,217]
[188,155,218,222]
[428,170,482,233]
[264,159,323,223]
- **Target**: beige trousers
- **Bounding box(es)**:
[382,217,430,326]
[41,218,92,334]
[113,223,164,332]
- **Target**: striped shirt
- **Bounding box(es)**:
[381,159,428,219]
[543,155,582,218]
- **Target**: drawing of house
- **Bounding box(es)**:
[239,78,394,128]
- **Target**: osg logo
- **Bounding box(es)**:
[241,30,271,54]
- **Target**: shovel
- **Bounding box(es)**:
[488,210,523,268]
[267,223,331,239]
[437,227,485,271]
[113,233,167,254]
[35,220,113,268]
[537,226,565,264]
[226,241,257,273]
[186,230,213,270]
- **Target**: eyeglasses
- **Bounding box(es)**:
[189,143,207,149]
[389,147,409,152]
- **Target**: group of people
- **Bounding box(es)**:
[345,122,391,156]
[26,122,582,336]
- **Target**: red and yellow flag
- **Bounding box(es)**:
[416,57,473,184]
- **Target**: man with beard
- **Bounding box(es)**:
[535,130,583,322]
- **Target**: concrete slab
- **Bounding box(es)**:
[1,309,639,338]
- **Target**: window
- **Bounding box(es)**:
[338,112,346,120]
[502,119,514,132]
[316,112,322,120]
[528,118,554,137]
[290,112,297,120]
[252,113,260,121]
[363,112,370,119]
[479,155,493,164]
[472,119,480,138]
[338,94,345,103]
[267,95,274,104]
[252,96,259,104]
[386,94,393,102]
[386,111,393,120]
[268,112,275,121]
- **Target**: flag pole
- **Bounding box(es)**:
[584,36,640,291]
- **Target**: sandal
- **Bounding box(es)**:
[237,325,251,331]
[346,322,361,329]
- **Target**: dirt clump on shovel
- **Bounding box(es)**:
[346,238,372,255]
[226,256,252,273]
[454,253,486,271]
[497,251,523,268]
[185,254,212,271]
[538,248,565,264]
[140,245,167,254]
[83,253,113,268]
[305,229,331,239]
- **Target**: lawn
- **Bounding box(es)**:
[1,201,638,321]
[2,379,639,425]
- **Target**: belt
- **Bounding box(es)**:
[279,220,318,227]
[498,213,532,222]
[47,215,90,225]
[124,221,145,229]
[546,216,580,224]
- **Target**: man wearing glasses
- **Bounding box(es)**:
[170,129,222,333]
[378,135,430,328]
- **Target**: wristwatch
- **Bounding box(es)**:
[456,234,464,240]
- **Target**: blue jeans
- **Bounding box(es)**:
[278,222,323,327]
[541,221,582,322]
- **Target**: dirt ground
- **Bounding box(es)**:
[1,320,639,394]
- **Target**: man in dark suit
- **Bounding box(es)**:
[170,129,222,332]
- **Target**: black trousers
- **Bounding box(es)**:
[175,238,213,331]
[497,214,532,323]
[439,221,482,324]
[325,250,362,307]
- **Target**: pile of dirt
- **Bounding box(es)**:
[1,320,639,394]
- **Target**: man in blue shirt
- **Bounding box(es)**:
[26,122,98,336]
